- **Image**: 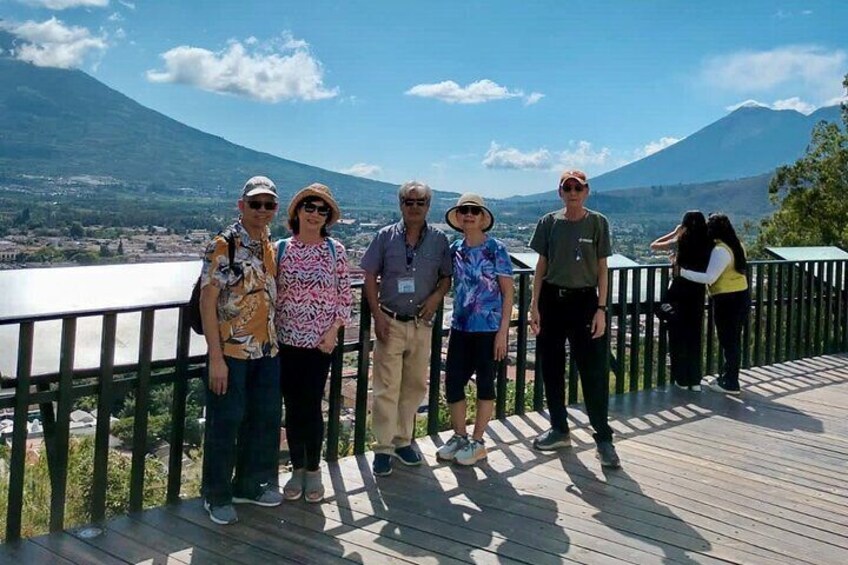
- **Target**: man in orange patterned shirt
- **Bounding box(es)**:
[198,176,283,525]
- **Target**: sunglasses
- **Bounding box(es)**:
[247,200,278,211]
[302,202,330,216]
[403,198,429,207]
[561,183,585,193]
[457,205,482,216]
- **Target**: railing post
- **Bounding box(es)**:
[614,268,627,394]
[5,322,34,543]
[325,326,345,462]
[628,268,641,392]
[49,317,76,533]
[765,262,776,365]
[354,296,372,455]
[91,313,117,523]
[643,267,656,391]
[514,274,528,415]
[657,267,669,387]
[130,309,155,513]
[167,305,191,504]
[426,303,445,436]
[753,264,764,367]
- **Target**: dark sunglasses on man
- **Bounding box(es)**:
[302,201,331,216]
[247,200,279,210]
[457,205,482,216]
[403,198,429,207]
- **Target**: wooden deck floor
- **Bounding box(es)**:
[4,354,848,564]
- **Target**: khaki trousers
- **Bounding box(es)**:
[371,317,432,454]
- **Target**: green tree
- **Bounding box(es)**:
[69,221,85,239]
[756,75,848,251]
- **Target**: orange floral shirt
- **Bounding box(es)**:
[200,222,278,359]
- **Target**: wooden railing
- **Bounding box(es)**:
[1,259,846,542]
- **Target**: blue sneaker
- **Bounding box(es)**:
[393,445,422,466]
[373,453,393,476]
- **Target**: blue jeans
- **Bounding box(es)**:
[201,354,281,506]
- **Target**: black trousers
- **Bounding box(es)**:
[668,281,706,387]
[713,289,750,387]
[537,283,613,443]
[279,344,332,472]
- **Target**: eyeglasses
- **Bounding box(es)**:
[302,202,330,216]
[457,205,482,216]
[247,200,278,211]
[403,198,429,207]
[561,183,585,193]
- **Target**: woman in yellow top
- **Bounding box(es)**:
[679,214,749,395]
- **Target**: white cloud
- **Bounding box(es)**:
[524,92,545,106]
[700,45,846,100]
[107,12,122,22]
[146,34,338,103]
[341,163,382,178]
[118,0,134,8]
[406,79,543,105]
[2,17,107,68]
[725,97,817,114]
[638,136,681,158]
[771,97,817,114]
[483,142,552,170]
[482,141,610,170]
[17,0,109,9]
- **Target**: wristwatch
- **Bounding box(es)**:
[597,305,608,312]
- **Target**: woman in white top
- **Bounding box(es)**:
[679,214,749,395]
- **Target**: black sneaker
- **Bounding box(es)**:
[705,376,741,395]
[373,453,393,476]
[393,445,423,466]
[596,441,621,469]
[532,428,572,451]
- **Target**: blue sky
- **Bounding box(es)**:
[1,1,847,197]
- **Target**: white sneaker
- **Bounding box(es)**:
[455,439,487,466]
[690,385,702,392]
[436,434,468,461]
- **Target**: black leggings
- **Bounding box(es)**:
[713,289,750,387]
[279,344,332,471]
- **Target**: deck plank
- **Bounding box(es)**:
[2,353,847,564]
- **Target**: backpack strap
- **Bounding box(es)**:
[326,237,336,260]
[275,237,292,266]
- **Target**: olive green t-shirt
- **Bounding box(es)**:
[529,209,611,288]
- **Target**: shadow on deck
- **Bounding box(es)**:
[4,354,848,564]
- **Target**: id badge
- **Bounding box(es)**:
[397,277,416,294]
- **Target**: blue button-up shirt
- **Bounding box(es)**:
[360,221,452,317]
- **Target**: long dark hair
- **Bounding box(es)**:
[677,210,712,269]
[707,213,747,274]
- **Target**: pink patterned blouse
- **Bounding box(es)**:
[274,236,353,349]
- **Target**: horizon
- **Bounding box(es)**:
[1,1,847,197]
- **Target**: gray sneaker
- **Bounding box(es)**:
[532,428,571,451]
[232,488,283,507]
[455,439,487,466]
[596,441,621,469]
[204,501,238,525]
[436,434,468,461]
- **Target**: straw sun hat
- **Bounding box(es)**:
[445,193,494,233]
[287,183,341,228]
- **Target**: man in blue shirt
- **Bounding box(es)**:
[360,181,452,477]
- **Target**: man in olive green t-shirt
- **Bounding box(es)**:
[528,169,620,469]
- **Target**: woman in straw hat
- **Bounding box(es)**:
[274,183,352,502]
[436,193,513,466]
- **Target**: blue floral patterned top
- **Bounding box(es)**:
[450,237,513,332]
